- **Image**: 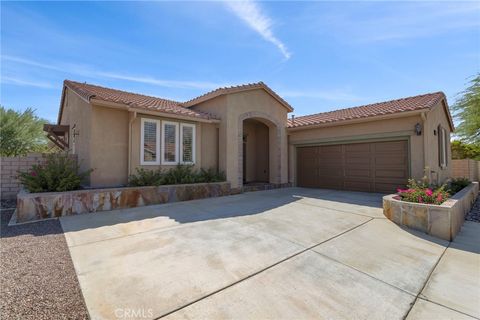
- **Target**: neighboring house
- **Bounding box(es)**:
[51,80,454,193]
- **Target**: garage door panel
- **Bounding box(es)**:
[345,170,372,179]
[297,147,319,188]
[344,181,373,192]
[320,145,343,153]
[345,157,371,165]
[297,140,408,193]
[374,141,407,152]
[375,157,407,166]
[318,168,344,177]
[319,155,343,163]
[319,160,343,167]
[375,169,407,179]
[345,143,371,152]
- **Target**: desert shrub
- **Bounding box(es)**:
[18,153,92,193]
[447,177,471,194]
[128,165,226,186]
[128,168,164,186]
[397,179,450,205]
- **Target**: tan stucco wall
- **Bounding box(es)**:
[288,115,425,184]
[423,100,453,184]
[89,105,129,187]
[59,89,92,183]
[191,89,290,189]
[200,122,219,171]
[189,95,228,173]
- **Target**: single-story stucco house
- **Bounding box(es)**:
[48,80,454,193]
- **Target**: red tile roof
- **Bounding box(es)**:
[63,80,219,121]
[182,82,293,112]
[288,92,446,128]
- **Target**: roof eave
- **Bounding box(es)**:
[57,85,67,125]
[438,97,455,132]
[287,109,426,132]
[90,98,220,124]
[183,86,294,112]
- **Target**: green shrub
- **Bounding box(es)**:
[447,177,471,194]
[197,168,226,183]
[127,165,225,186]
[163,165,197,185]
[18,153,92,193]
[397,179,450,205]
[128,168,164,186]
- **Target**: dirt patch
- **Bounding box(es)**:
[0,209,89,319]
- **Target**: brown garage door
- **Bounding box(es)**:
[297,140,408,193]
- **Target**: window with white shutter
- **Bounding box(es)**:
[180,123,195,164]
[141,118,160,165]
[162,121,179,164]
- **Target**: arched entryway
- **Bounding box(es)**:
[243,119,270,184]
[237,111,282,188]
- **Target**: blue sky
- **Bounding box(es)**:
[1,1,479,122]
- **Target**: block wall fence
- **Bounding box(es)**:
[452,159,480,182]
[0,153,77,200]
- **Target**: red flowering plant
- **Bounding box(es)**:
[397,179,450,205]
[18,153,92,193]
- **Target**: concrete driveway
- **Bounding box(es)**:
[60,188,480,320]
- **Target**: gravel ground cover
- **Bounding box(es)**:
[0,199,16,209]
[0,209,89,319]
[466,193,480,223]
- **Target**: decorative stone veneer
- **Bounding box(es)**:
[243,183,292,193]
[16,182,231,223]
[383,182,479,241]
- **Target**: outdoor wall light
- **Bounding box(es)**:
[415,123,422,136]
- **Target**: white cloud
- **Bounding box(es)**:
[1,76,54,89]
[1,55,229,91]
[96,72,228,90]
[2,55,64,72]
[317,1,480,43]
[225,0,291,59]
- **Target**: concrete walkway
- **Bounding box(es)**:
[60,188,480,320]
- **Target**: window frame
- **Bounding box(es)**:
[161,120,180,165]
[140,118,161,165]
[180,123,196,164]
[438,125,448,169]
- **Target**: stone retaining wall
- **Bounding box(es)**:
[242,183,292,193]
[383,182,479,241]
[16,182,231,223]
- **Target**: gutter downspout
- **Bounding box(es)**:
[128,111,137,177]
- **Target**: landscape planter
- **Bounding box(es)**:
[383,182,479,241]
[15,182,231,223]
